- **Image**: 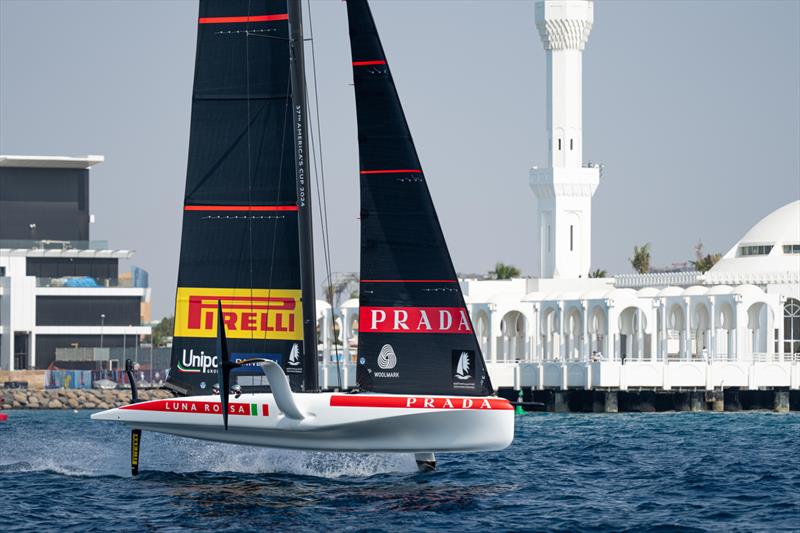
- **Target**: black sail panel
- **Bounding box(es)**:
[167,0,312,396]
[346,0,493,396]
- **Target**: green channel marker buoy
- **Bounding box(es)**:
[515,389,526,415]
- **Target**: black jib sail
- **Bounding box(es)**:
[346,0,493,396]
[166,0,316,396]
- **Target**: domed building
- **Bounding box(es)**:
[708,200,800,279]
[436,200,799,392]
[607,200,800,363]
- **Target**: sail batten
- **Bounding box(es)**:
[360,279,458,283]
[198,14,288,24]
[359,169,422,174]
[347,0,493,396]
[184,205,299,211]
[352,60,387,66]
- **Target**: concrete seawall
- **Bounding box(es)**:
[0,389,173,410]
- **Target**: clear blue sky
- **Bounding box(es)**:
[1,0,798,319]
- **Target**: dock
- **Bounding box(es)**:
[315,356,800,412]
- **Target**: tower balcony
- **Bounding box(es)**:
[535,0,594,51]
[529,165,600,199]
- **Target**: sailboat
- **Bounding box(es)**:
[92,0,514,472]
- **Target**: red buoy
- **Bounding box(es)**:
[0,413,8,422]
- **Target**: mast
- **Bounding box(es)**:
[288,0,318,391]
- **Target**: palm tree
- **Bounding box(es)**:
[690,240,721,273]
[629,243,651,274]
[152,316,175,347]
[322,272,359,309]
[691,253,721,273]
[588,268,607,278]
[491,262,521,280]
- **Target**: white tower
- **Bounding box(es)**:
[530,0,599,279]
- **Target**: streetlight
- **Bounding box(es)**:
[99,313,106,348]
[149,331,154,385]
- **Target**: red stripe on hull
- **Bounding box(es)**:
[199,14,288,24]
[120,400,267,416]
[352,60,386,66]
[330,395,512,411]
[184,205,298,212]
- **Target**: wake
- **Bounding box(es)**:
[175,442,418,478]
[0,430,417,479]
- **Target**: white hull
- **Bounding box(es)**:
[91,393,515,453]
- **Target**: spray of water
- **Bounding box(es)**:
[1,414,417,479]
[173,440,417,478]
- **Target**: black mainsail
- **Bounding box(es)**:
[167,0,316,396]
[346,0,494,396]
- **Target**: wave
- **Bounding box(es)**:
[0,459,103,478]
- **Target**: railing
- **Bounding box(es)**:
[614,271,703,289]
[704,269,800,285]
[36,276,135,288]
[741,352,800,363]
[482,352,800,365]
[0,239,109,250]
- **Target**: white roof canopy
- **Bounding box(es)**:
[0,154,104,170]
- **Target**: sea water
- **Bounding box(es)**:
[0,410,797,532]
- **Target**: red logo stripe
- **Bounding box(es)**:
[352,60,386,66]
[120,400,268,416]
[184,205,298,212]
[360,169,422,175]
[360,306,473,334]
[330,395,512,411]
[199,14,288,24]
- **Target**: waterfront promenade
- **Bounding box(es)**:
[2,356,798,412]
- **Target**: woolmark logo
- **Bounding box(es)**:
[377,344,397,370]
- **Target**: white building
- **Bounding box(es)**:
[0,155,151,371]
